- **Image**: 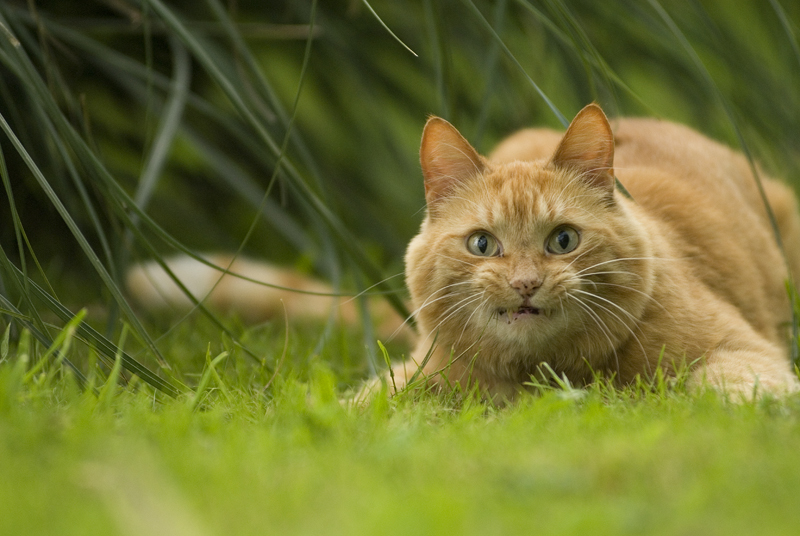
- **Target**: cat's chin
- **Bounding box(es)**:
[498,306,548,324]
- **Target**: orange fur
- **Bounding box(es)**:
[388,104,800,401]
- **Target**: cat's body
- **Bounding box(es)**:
[128,105,800,400]
[392,105,800,400]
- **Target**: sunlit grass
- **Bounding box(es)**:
[1,318,800,536]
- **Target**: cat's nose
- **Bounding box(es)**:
[510,278,542,299]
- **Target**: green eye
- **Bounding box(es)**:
[466,231,501,257]
[547,226,580,254]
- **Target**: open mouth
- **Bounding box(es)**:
[498,306,543,324]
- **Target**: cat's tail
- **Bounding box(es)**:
[126,254,410,339]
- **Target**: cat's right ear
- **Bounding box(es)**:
[550,103,615,197]
[420,117,486,211]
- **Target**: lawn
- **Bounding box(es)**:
[1,320,799,536]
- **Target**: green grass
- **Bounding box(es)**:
[2,326,800,536]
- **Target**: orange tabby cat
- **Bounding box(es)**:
[388,104,800,400]
[128,104,800,401]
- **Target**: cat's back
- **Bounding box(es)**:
[610,118,789,266]
[610,118,773,240]
[612,117,758,198]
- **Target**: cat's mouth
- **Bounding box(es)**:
[498,306,545,324]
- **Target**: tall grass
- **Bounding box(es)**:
[0,0,798,392]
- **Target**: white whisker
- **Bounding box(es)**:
[575,256,682,276]
[456,291,488,346]
[340,271,406,306]
[572,289,638,323]
[419,293,484,348]
[560,243,601,273]
[576,280,673,319]
[387,281,473,340]
[565,292,620,377]
[573,289,650,374]
[581,270,644,280]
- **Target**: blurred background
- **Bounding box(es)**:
[0,0,798,390]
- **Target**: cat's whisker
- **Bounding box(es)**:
[559,244,601,274]
[565,292,621,377]
[413,282,473,313]
[417,287,473,315]
[419,292,485,347]
[575,256,679,276]
[406,294,461,325]
[408,290,473,334]
[572,289,650,372]
[565,269,639,293]
[580,269,644,280]
[572,289,640,324]
[563,271,672,325]
[434,293,484,328]
[339,271,406,306]
[557,292,566,316]
[575,279,674,319]
[387,282,474,341]
[456,292,490,347]
[555,290,570,333]
[434,308,495,381]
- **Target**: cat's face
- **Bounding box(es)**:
[406,105,654,374]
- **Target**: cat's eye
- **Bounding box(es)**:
[547,226,580,254]
[466,231,501,257]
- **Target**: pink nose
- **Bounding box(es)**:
[510,278,542,299]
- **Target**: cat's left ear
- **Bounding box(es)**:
[550,104,615,196]
[420,117,487,211]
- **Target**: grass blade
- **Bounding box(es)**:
[461,0,567,127]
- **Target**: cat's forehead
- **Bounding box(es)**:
[450,162,587,229]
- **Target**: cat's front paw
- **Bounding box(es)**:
[689,357,800,401]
